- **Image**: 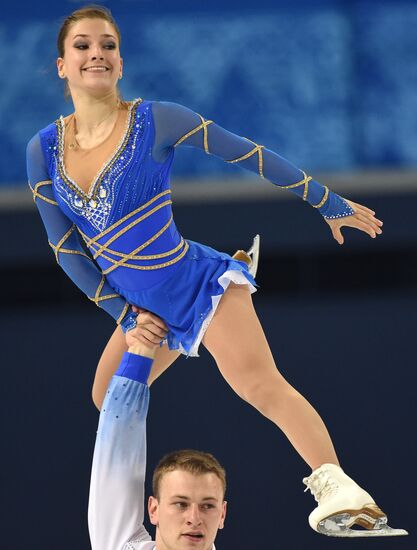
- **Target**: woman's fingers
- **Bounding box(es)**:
[355,212,383,235]
[345,216,377,238]
[347,200,375,216]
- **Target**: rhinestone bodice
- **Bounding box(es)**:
[38,99,188,291]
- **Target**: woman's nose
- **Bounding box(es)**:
[90,46,104,60]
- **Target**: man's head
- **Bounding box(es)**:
[149,450,227,550]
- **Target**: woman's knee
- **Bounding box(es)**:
[240,376,294,416]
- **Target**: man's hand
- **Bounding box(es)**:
[325,199,383,245]
[126,306,169,349]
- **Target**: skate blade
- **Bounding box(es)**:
[247,234,260,277]
[317,512,408,537]
[232,234,261,277]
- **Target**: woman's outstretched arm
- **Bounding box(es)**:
[151,101,383,244]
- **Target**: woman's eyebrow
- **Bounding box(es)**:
[72,33,116,39]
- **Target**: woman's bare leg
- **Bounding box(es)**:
[92,325,181,410]
[203,283,339,470]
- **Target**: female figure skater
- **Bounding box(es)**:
[26,5,406,538]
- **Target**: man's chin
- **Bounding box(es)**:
[178,534,212,548]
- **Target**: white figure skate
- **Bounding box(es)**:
[232,234,260,277]
[303,463,408,537]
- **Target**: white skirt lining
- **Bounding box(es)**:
[180,269,257,357]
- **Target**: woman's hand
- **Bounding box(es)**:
[325,199,383,245]
[125,306,169,349]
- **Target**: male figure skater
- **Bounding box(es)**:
[88,351,226,550]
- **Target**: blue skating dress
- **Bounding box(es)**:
[26,99,353,356]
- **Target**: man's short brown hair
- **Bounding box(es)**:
[152,449,226,499]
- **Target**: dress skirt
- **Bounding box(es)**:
[113,240,257,357]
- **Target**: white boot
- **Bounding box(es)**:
[303,463,408,537]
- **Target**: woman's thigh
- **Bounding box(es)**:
[92,326,181,409]
[203,283,288,393]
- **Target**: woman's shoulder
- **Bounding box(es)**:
[28,120,59,145]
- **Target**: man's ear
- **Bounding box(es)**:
[218,501,227,530]
[148,495,159,526]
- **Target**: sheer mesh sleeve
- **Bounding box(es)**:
[151,101,354,219]
[26,134,137,332]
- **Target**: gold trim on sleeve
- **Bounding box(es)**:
[312,186,329,209]
[280,170,312,193]
[48,242,90,261]
[226,139,265,178]
[51,225,77,263]
[29,180,58,206]
[117,303,130,325]
[90,275,119,305]
[173,114,213,153]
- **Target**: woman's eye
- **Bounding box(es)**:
[104,43,116,49]
[74,43,88,50]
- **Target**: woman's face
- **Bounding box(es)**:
[57,18,123,98]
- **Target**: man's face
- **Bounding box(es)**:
[149,470,227,550]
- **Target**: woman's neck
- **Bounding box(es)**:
[71,89,120,135]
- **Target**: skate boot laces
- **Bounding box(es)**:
[303,469,339,503]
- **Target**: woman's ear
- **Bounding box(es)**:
[57,58,66,79]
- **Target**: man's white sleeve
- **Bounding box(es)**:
[88,354,153,550]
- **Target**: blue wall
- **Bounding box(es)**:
[2,0,417,184]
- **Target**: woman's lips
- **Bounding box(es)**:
[83,66,109,72]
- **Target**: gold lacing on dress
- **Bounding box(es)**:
[29,180,58,206]
[78,189,188,272]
